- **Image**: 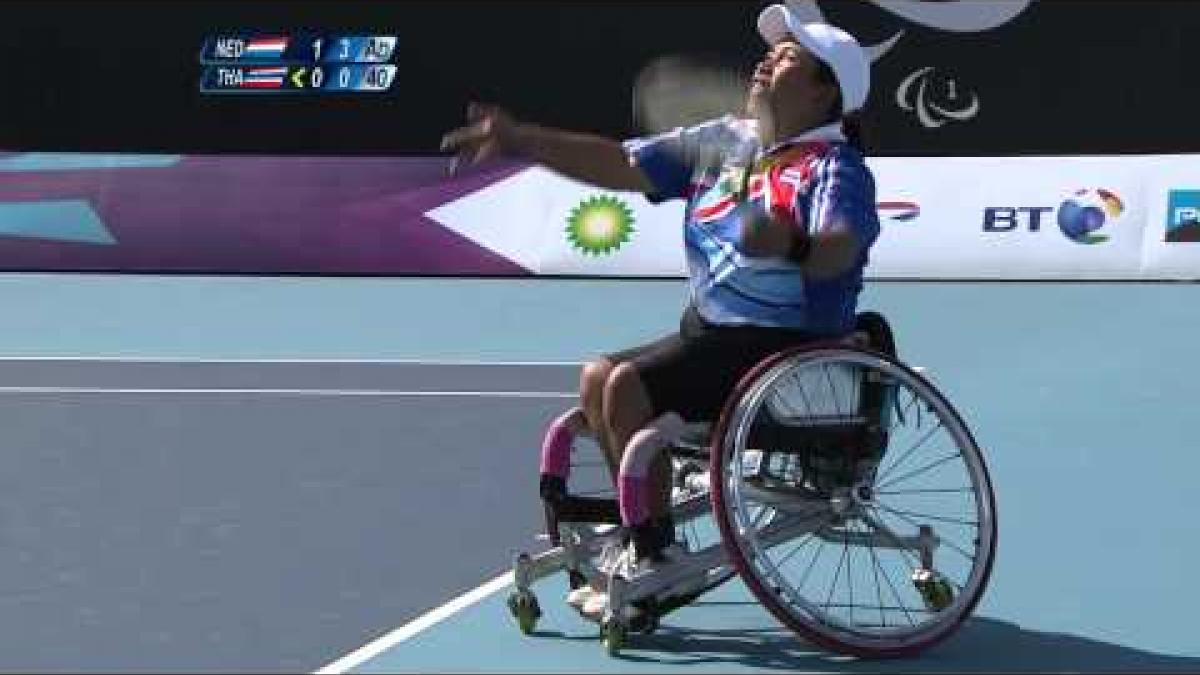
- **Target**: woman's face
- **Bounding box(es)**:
[748,38,837,123]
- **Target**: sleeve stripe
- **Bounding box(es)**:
[811,152,840,232]
[811,149,875,232]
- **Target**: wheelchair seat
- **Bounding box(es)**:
[669,311,898,454]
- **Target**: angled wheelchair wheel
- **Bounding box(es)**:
[709,345,997,658]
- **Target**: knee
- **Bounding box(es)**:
[579,359,613,408]
[602,362,646,426]
[604,362,642,403]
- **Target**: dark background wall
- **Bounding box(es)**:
[0,0,1193,157]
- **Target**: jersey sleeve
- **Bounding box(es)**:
[804,148,880,248]
[622,117,733,204]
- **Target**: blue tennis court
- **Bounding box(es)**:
[0,274,1196,672]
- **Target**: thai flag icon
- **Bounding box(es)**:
[244,37,289,58]
[241,67,287,88]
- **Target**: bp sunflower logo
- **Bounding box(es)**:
[565,195,636,256]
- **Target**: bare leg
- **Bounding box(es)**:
[603,363,675,527]
[580,359,619,479]
[602,364,656,486]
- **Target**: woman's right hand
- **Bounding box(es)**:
[440,103,519,173]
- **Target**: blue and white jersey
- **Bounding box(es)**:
[624,116,879,336]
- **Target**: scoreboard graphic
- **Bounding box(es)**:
[199,33,398,94]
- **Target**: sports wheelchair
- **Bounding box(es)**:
[507,312,997,659]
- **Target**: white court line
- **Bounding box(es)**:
[0,356,582,366]
[0,387,576,398]
[314,571,512,674]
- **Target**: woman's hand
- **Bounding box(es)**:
[440,103,519,174]
[741,205,805,259]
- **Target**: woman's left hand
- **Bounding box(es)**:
[740,205,804,258]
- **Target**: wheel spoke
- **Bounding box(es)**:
[875,487,973,496]
[864,505,925,572]
[867,537,917,627]
[846,523,855,626]
[872,502,978,528]
[797,535,829,592]
[876,451,961,491]
[886,386,920,436]
[823,362,842,416]
[820,602,935,613]
[867,519,886,629]
[824,529,850,615]
[796,374,815,416]
[769,512,836,569]
[872,503,978,565]
[877,421,946,485]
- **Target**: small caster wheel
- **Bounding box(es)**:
[630,600,659,635]
[640,611,660,635]
[600,618,627,656]
[507,590,541,635]
[912,568,954,612]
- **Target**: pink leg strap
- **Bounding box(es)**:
[618,412,684,527]
[539,407,589,479]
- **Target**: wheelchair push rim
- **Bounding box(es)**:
[709,345,998,659]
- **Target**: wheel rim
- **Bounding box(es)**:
[712,347,997,655]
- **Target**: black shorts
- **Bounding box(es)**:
[604,306,823,423]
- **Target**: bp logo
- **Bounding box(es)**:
[566,195,635,256]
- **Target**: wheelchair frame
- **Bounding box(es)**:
[508,313,997,658]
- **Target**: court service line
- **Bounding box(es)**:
[314,572,512,674]
[0,386,576,398]
[0,356,583,366]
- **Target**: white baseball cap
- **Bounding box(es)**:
[756,3,870,115]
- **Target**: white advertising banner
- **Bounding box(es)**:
[865,156,1149,279]
[427,155,1198,281]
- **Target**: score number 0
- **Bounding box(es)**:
[308,65,392,90]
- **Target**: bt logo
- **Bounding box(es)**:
[983,188,1124,245]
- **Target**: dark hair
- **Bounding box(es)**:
[813,60,868,155]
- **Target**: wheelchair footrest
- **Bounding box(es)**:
[541,474,622,525]
[551,495,622,525]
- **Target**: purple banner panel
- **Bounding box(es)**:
[0,153,532,276]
